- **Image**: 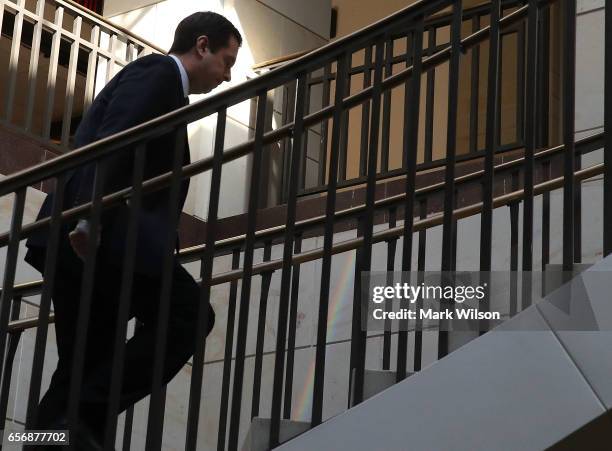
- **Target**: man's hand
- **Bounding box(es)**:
[69,220,100,261]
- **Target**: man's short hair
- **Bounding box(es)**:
[169,12,242,54]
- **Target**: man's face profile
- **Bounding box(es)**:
[192,35,240,94]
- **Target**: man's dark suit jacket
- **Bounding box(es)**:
[26,54,191,276]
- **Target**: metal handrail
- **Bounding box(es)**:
[252,49,313,71]
[6,156,604,333]
[57,0,166,54]
[2,127,601,307]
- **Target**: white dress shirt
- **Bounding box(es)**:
[169,53,190,98]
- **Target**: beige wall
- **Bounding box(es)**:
[259,0,330,39]
[331,0,487,39]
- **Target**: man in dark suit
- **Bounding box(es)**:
[24,11,241,446]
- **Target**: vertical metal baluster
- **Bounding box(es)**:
[318,64,331,186]
[83,26,101,114]
[496,30,503,151]
[311,54,349,427]
[283,233,302,419]
[0,296,22,426]
[106,34,118,83]
[382,207,397,371]
[217,249,241,451]
[574,169,582,262]
[359,45,373,177]
[509,172,519,317]
[574,111,582,262]
[480,0,500,273]
[65,157,108,446]
[185,110,227,451]
[61,17,83,148]
[523,0,539,274]
[469,15,481,154]
[397,24,424,382]
[349,45,376,392]
[159,385,168,428]
[101,144,146,449]
[280,82,293,202]
[0,189,26,372]
[475,0,501,337]
[338,58,352,182]
[381,38,395,174]
[228,91,268,450]
[122,408,135,451]
[122,321,143,451]
[251,241,273,419]
[414,198,427,372]
[24,174,66,429]
[522,0,540,310]
[451,188,459,272]
[126,42,138,63]
[516,21,526,146]
[605,0,612,256]
[562,0,576,271]
[424,27,436,164]
[269,74,308,447]
[300,75,312,190]
[537,7,550,151]
[349,218,364,406]
[352,35,385,404]
[439,0,463,359]
[145,129,188,450]
[43,7,64,140]
[24,0,46,131]
[542,160,551,297]
[186,110,226,445]
[3,0,25,121]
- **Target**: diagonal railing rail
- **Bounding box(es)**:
[0,0,600,450]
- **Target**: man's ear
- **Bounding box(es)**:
[196,35,210,56]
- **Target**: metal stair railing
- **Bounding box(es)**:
[0,0,594,449]
[3,130,604,301]
[1,132,604,449]
[0,128,602,317]
[254,0,537,206]
[2,129,604,317]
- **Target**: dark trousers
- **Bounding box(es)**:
[28,248,215,439]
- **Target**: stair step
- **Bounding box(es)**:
[350,369,413,406]
[241,417,310,451]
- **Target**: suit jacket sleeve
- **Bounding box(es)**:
[74,58,183,206]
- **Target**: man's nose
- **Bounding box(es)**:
[224,70,231,82]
